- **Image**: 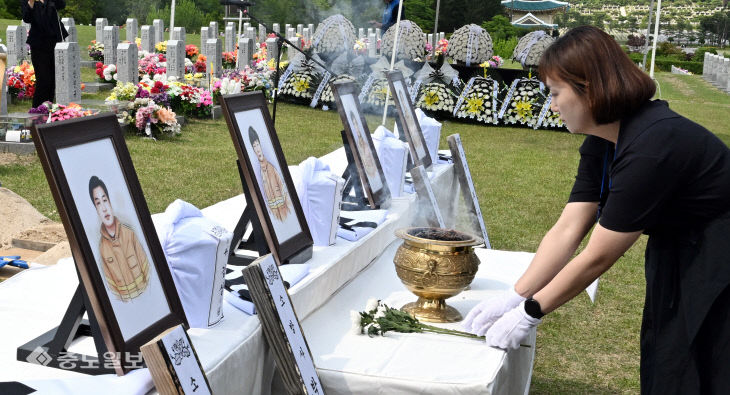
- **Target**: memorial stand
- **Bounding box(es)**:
[340,130,375,211]
[228,159,270,267]
[17,278,118,375]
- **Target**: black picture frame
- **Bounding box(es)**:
[30,113,187,375]
[386,70,432,170]
[330,80,391,209]
[219,91,314,265]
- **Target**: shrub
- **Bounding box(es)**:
[693,47,718,62]
[493,37,519,60]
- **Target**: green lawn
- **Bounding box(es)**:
[3,31,730,392]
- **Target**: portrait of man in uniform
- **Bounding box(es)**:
[348,110,379,183]
[395,86,427,160]
[249,126,292,222]
[89,175,150,302]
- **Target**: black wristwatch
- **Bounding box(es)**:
[524,298,545,319]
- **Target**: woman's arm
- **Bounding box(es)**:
[534,223,642,313]
[514,201,599,297]
[22,0,35,23]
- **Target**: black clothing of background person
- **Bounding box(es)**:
[21,0,68,107]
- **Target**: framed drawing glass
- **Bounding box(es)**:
[331,80,391,209]
[31,114,187,374]
[220,91,313,265]
[387,70,432,169]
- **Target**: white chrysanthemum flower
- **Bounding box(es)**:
[365,298,379,312]
[448,24,493,65]
[381,20,426,61]
[312,14,357,56]
[512,30,555,69]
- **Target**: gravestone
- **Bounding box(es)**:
[206,38,222,78]
[95,18,108,43]
[126,18,138,42]
[376,28,381,40]
[141,25,154,53]
[308,24,315,36]
[102,26,119,66]
[286,27,296,40]
[287,30,299,50]
[703,52,710,79]
[358,28,365,39]
[54,42,81,105]
[272,23,280,34]
[719,58,729,89]
[302,27,310,43]
[61,17,74,31]
[440,32,445,41]
[200,27,210,57]
[172,27,186,44]
[266,37,279,63]
[297,24,304,36]
[285,24,292,36]
[209,21,219,38]
[368,32,377,57]
[6,26,27,67]
[367,28,373,37]
[1,46,8,116]
[153,19,164,45]
[65,25,78,45]
[246,27,256,42]
[238,37,254,68]
[116,43,138,84]
[225,24,235,52]
[243,22,251,32]
[427,33,433,48]
[709,55,718,83]
[166,40,185,80]
[259,24,267,43]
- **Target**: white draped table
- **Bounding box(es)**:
[0,154,537,394]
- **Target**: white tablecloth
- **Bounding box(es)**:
[301,243,537,395]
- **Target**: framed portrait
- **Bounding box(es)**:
[387,70,432,170]
[219,91,313,265]
[410,165,445,228]
[448,134,491,248]
[330,80,391,209]
[30,113,187,375]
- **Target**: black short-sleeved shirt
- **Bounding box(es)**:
[568,100,730,234]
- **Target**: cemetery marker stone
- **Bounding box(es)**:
[126,18,138,41]
[95,18,108,43]
[102,26,119,66]
[116,43,138,84]
[54,42,81,105]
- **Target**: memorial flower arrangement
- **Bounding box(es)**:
[183,72,206,85]
[435,38,448,56]
[154,40,167,54]
[453,77,498,124]
[353,39,367,56]
[194,54,207,73]
[448,24,493,65]
[381,20,426,61]
[138,52,167,79]
[135,37,142,51]
[211,76,243,101]
[137,79,172,108]
[501,80,544,127]
[363,78,392,108]
[415,82,457,114]
[30,101,97,122]
[311,14,356,57]
[185,44,199,59]
[176,84,213,118]
[95,63,117,82]
[318,74,357,108]
[512,31,554,69]
[222,51,237,69]
[105,82,138,102]
[119,98,180,137]
[480,55,503,69]
[351,299,483,340]
[88,40,104,61]
[6,61,35,100]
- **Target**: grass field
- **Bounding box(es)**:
[3,17,730,393]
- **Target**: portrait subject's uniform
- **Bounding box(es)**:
[99,217,151,302]
[260,159,291,221]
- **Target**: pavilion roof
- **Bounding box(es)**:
[501,0,569,12]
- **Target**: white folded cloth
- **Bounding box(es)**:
[224,263,311,315]
[416,108,442,165]
[291,157,344,246]
[372,125,408,198]
[337,209,388,242]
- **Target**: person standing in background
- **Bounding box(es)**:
[369,0,402,33]
[21,0,68,107]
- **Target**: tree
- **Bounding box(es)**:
[0,0,22,19]
[436,0,502,33]
[63,0,96,25]
[405,0,436,33]
[482,15,524,41]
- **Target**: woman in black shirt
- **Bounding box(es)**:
[21,0,68,107]
[462,26,730,393]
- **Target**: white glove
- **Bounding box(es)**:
[485,301,541,350]
[462,287,526,336]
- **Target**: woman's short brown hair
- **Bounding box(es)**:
[538,26,655,124]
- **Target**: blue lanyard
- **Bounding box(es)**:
[596,138,619,222]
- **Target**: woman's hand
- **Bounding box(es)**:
[462,287,526,336]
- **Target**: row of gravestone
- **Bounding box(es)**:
[703,53,730,94]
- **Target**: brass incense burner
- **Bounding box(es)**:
[393,227,482,323]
